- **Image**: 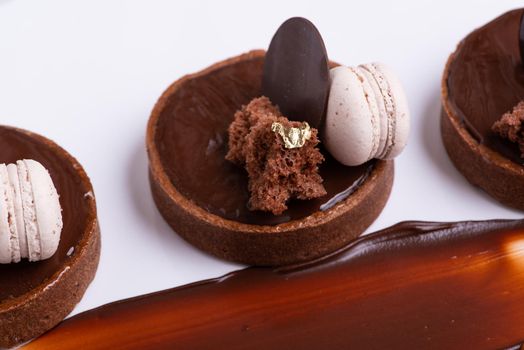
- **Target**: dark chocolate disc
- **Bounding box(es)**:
[520,11,524,63]
[262,17,330,129]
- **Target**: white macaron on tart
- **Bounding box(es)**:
[323,63,410,166]
[0,159,63,264]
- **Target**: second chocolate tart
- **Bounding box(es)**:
[147,50,393,266]
[0,126,100,349]
[441,9,524,210]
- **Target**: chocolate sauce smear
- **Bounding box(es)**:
[25,219,524,349]
[447,9,524,164]
[155,55,372,226]
[0,126,90,302]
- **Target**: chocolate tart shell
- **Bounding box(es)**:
[147,50,393,266]
[0,126,100,349]
[441,51,524,211]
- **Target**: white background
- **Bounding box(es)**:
[0,0,523,317]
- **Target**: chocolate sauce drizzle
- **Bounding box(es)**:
[24,219,524,350]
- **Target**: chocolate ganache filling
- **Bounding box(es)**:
[155,55,373,226]
[447,9,524,164]
[0,126,91,301]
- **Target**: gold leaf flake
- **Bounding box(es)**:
[271,122,312,149]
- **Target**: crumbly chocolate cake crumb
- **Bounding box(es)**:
[492,101,524,158]
[226,96,326,215]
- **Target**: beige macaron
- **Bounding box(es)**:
[0,159,62,264]
[324,63,410,166]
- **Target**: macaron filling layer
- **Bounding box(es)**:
[359,64,397,159]
[18,160,42,262]
[7,163,28,258]
[349,66,381,160]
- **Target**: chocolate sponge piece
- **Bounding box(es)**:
[226,96,326,215]
[492,101,524,158]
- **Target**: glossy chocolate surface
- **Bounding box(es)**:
[0,126,90,302]
[26,219,524,349]
[155,55,373,226]
[262,17,330,128]
[520,11,524,62]
[447,9,524,164]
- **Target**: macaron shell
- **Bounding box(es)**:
[25,159,62,260]
[324,66,380,166]
[1,164,21,263]
[0,165,12,263]
[7,163,28,259]
[372,62,410,159]
[17,160,41,262]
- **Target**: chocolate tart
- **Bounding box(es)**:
[147,50,393,266]
[442,9,524,210]
[0,126,100,349]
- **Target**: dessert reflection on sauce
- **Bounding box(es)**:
[506,237,524,268]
